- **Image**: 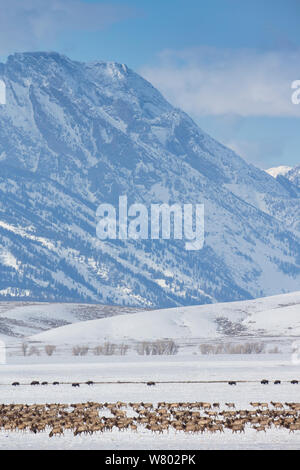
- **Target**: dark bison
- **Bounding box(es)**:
[274,380,281,385]
[52,381,59,385]
[291,380,299,385]
[72,383,80,387]
[261,379,269,385]
[30,381,39,386]
[228,381,237,386]
[86,380,94,385]
[12,382,20,386]
[146,381,156,386]
[41,381,48,385]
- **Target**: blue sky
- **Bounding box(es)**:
[0,0,300,168]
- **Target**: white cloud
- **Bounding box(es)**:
[141,47,300,118]
[0,0,134,55]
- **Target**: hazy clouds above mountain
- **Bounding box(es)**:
[141,47,300,118]
[0,0,135,56]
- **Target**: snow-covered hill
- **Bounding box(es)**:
[0,302,142,338]
[0,52,299,307]
[30,291,300,343]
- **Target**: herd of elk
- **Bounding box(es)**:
[0,401,299,437]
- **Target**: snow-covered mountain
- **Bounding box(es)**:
[266,166,292,178]
[286,166,300,189]
[30,291,300,342]
[0,52,299,307]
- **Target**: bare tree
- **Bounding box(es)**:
[45,345,56,356]
[28,346,40,356]
[21,342,29,356]
[72,345,89,356]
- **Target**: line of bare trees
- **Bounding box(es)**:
[199,342,265,355]
[136,340,179,356]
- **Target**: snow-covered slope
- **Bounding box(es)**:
[0,302,142,338]
[266,166,292,178]
[30,291,300,343]
[286,165,300,189]
[0,52,299,307]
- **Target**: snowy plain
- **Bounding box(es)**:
[0,354,300,449]
[0,292,300,449]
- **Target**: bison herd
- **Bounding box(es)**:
[0,401,299,437]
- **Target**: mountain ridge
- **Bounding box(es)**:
[0,52,299,307]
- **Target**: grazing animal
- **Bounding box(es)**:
[250,402,260,408]
[261,379,269,385]
[49,426,64,438]
[271,402,284,409]
[30,381,39,386]
[260,403,269,409]
[225,403,235,409]
[53,382,59,385]
[291,380,299,385]
[253,425,266,433]
[41,381,48,385]
[72,383,80,387]
[12,382,20,386]
[228,381,236,386]
[86,381,94,385]
[147,381,156,386]
[274,380,281,385]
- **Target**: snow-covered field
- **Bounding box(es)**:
[0,292,299,449]
[0,354,300,449]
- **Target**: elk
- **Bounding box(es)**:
[271,402,284,409]
[253,425,266,433]
[230,424,245,433]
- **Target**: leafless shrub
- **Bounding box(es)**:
[119,343,129,356]
[102,342,117,356]
[72,346,89,356]
[45,345,56,356]
[136,340,179,356]
[268,346,281,354]
[199,342,266,355]
[93,343,130,356]
[28,346,40,356]
[93,345,103,356]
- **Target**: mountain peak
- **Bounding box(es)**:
[266,165,293,178]
[6,51,75,64]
